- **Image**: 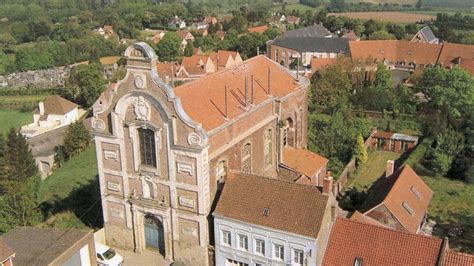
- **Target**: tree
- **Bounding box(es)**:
[0,173,42,234]
[62,121,91,159]
[354,134,368,165]
[373,63,392,89]
[184,41,194,57]
[369,30,395,40]
[156,32,181,62]
[310,62,352,111]
[418,67,473,121]
[65,63,106,107]
[0,128,37,193]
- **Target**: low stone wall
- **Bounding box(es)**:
[0,67,70,89]
[334,132,374,195]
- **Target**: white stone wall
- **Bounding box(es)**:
[214,216,318,266]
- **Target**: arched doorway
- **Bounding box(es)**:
[144,214,165,256]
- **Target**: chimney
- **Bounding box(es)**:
[386,160,395,177]
[244,77,248,107]
[322,175,333,195]
[39,101,45,115]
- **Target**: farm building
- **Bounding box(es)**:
[369,130,418,153]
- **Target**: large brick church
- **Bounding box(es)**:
[91,42,317,265]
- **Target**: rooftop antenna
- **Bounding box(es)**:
[251,75,254,104]
[224,85,228,118]
[267,67,272,95]
[244,77,249,107]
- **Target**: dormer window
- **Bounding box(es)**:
[354,257,363,266]
[410,186,421,199]
[402,201,414,215]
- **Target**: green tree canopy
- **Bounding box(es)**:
[354,134,368,165]
[0,128,37,193]
[156,32,181,62]
[62,121,91,159]
[65,63,106,107]
[310,62,352,111]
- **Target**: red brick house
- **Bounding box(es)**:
[369,130,418,153]
[0,241,14,266]
[358,162,433,234]
[323,218,474,265]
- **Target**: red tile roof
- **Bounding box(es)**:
[43,95,78,115]
[455,57,474,76]
[443,250,474,266]
[248,25,269,34]
[282,146,328,178]
[361,165,433,234]
[179,55,213,76]
[174,55,302,131]
[310,58,338,72]
[176,30,193,41]
[438,43,474,68]
[156,63,178,78]
[349,211,390,228]
[214,172,329,238]
[349,40,442,66]
[0,240,14,263]
[323,218,444,266]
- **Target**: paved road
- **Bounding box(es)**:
[113,247,169,266]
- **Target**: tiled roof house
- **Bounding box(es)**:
[323,218,444,266]
[323,218,474,266]
[214,172,334,265]
[0,240,14,266]
[359,164,433,234]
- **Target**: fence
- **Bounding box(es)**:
[333,131,374,196]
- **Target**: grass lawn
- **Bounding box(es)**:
[0,109,32,135]
[348,150,401,189]
[422,176,474,253]
[39,146,100,229]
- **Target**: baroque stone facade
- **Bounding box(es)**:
[92,42,310,265]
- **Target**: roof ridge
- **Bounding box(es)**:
[337,218,442,241]
[174,55,263,90]
[228,171,328,195]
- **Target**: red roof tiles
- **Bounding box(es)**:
[323,218,444,266]
[310,58,338,72]
[0,240,14,263]
[349,40,442,66]
[361,165,433,234]
[248,25,269,34]
[443,250,474,266]
[214,172,329,238]
[173,55,302,131]
[282,146,328,178]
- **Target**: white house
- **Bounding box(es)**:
[213,173,335,266]
[21,95,83,138]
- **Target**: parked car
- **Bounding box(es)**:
[95,243,124,266]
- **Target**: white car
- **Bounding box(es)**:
[95,243,124,266]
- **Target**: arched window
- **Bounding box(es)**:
[241,143,252,173]
[264,129,273,165]
[138,128,156,167]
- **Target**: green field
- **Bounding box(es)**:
[348,150,401,189]
[39,146,101,229]
[0,109,32,135]
[271,3,320,12]
[422,176,474,253]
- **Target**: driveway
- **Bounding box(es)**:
[113,247,169,266]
